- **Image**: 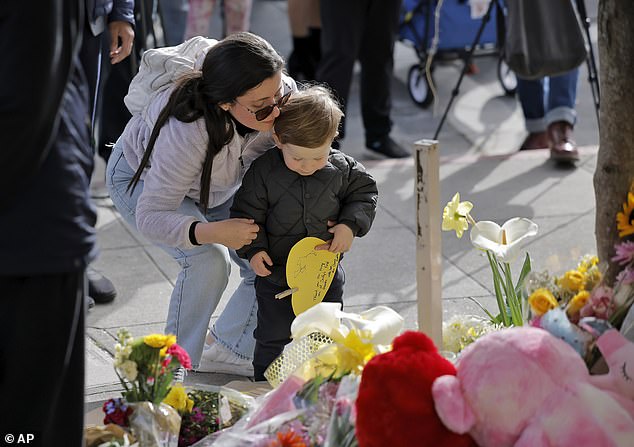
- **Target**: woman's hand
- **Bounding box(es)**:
[197,218,259,249]
[250,251,273,277]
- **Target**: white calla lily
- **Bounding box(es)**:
[470,217,538,263]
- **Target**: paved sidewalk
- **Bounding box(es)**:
[86,0,600,407]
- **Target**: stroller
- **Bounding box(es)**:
[399,0,516,108]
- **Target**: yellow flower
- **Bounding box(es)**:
[616,191,634,238]
[159,335,177,357]
[163,384,193,413]
[566,290,590,317]
[558,270,585,292]
[442,193,473,238]
[144,333,176,349]
[342,329,376,365]
[528,288,558,316]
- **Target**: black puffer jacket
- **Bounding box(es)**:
[231,147,378,287]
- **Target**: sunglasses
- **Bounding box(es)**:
[235,88,292,121]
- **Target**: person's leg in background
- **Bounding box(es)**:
[358,0,409,158]
[106,143,255,376]
[185,0,216,38]
[223,0,252,35]
[545,68,580,163]
[287,0,320,81]
[0,273,85,445]
[79,17,119,308]
[516,76,549,150]
[158,0,189,45]
[317,0,365,146]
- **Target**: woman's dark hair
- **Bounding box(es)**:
[127,32,284,211]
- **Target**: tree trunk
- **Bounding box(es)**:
[594,0,634,284]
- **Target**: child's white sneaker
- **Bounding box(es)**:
[196,342,254,376]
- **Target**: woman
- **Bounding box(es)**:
[106,32,295,376]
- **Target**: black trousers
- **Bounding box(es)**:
[316,0,402,142]
[253,265,345,381]
[0,271,85,447]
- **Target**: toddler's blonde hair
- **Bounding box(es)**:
[274,85,343,148]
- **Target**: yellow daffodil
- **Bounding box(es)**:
[163,384,194,413]
[469,217,538,263]
[566,290,590,317]
[616,191,634,237]
[342,329,376,365]
[528,288,558,316]
[442,192,474,238]
[557,270,585,292]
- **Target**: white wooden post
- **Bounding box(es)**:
[414,139,443,347]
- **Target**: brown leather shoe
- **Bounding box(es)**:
[547,121,579,163]
[519,131,549,151]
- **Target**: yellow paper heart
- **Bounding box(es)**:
[286,237,340,316]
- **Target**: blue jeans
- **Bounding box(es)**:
[158,0,188,46]
[105,142,257,368]
[517,68,579,132]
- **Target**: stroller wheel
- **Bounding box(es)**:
[497,57,517,96]
[407,65,433,108]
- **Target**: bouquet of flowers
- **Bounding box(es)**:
[442,314,503,354]
[524,254,603,325]
[108,329,192,447]
[113,329,191,404]
[202,373,359,447]
[442,192,537,327]
[162,384,252,447]
[521,181,634,365]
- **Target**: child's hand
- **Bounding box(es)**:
[250,251,273,277]
[318,223,354,253]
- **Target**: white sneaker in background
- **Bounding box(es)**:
[195,342,254,376]
[173,366,187,383]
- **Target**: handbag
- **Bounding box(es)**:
[504,0,587,79]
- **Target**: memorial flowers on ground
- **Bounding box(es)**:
[114,330,191,404]
[102,330,193,447]
[442,192,537,328]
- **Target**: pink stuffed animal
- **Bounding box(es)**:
[589,329,634,415]
[432,327,634,447]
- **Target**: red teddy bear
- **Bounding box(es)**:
[356,330,475,447]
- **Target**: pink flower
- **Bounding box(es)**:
[616,266,634,285]
[580,285,615,319]
[147,376,155,386]
[612,241,634,266]
[167,343,192,370]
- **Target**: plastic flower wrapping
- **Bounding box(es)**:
[93,330,254,447]
[170,385,253,447]
[188,303,404,446]
[197,371,360,447]
[265,303,404,387]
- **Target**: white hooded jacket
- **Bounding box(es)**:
[118,37,295,249]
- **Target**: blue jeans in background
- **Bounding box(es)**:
[105,142,257,368]
[517,68,579,133]
[158,0,188,46]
